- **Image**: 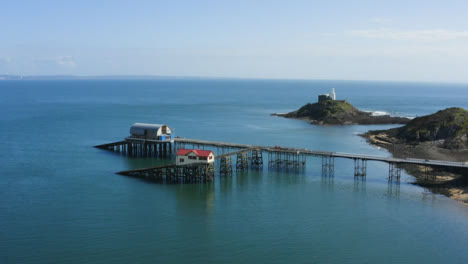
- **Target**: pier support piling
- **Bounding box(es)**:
[236,152,249,172]
[219,156,233,176]
[268,151,306,170]
[250,150,263,168]
[354,158,367,177]
[95,139,177,158]
[118,163,214,183]
[388,162,401,180]
[322,156,334,176]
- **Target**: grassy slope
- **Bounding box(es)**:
[393,107,468,149]
[293,100,356,118]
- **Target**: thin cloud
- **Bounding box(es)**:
[369,17,393,26]
[346,28,468,41]
[57,56,76,67]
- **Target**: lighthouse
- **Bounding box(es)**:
[330,88,336,100]
[318,88,337,102]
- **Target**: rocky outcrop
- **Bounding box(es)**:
[368,107,468,150]
[272,100,410,125]
[361,108,468,204]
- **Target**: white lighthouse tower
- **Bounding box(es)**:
[330,88,336,100]
[318,88,337,102]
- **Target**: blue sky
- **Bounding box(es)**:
[1,0,468,82]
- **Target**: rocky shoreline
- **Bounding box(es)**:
[362,130,468,204]
[361,107,468,204]
[275,101,468,203]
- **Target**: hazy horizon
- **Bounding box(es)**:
[2,0,468,83]
[2,74,468,85]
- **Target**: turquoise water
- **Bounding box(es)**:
[1,79,468,263]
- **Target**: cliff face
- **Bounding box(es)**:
[274,100,410,125]
[385,107,468,150]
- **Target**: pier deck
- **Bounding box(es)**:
[96,136,468,182]
[175,137,468,169]
[175,137,253,149]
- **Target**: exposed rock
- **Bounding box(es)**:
[361,107,468,204]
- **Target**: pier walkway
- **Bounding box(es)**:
[96,136,468,181]
[175,137,468,169]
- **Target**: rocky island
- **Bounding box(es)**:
[362,107,468,203]
[272,93,410,125]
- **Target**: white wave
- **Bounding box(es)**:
[370,111,390,116]
[363,110,415,119]
[362,110,390,116]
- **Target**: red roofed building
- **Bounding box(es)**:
[176,149,215,166]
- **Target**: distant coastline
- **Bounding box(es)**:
[1,74,468,85]
[0,74,205,80]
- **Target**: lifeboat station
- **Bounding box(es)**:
[176,149,215,166]
[129,123,174,141]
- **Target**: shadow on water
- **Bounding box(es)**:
[172,183,217,245]
[387,178,401,199]
[353,176,367,193]
[421,187,439,205]
[266,167,306,185]
[217,167,308,190]
[218,173,234,194]
[175,183,216,215]
[235,169,263,187]
[321,174,334,191]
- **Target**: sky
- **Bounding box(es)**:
[1,0,468,82]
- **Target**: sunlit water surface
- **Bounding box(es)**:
[1,79,468,263]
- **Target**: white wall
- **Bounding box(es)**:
[176,152,215,166]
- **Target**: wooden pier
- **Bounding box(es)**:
[117,162,215,183]
[95,137,172,158]
[95,136,468,183]
[173,137,468,177]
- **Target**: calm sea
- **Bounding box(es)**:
[1,79,468,263]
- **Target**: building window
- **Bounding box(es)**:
[179,158,184,163]
[188,156,197,160]
[209,156,213,160]
[199,157,208,161]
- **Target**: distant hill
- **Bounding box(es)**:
[0,74,24,80]
[0,74,198,80]
[273,100,410,125]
